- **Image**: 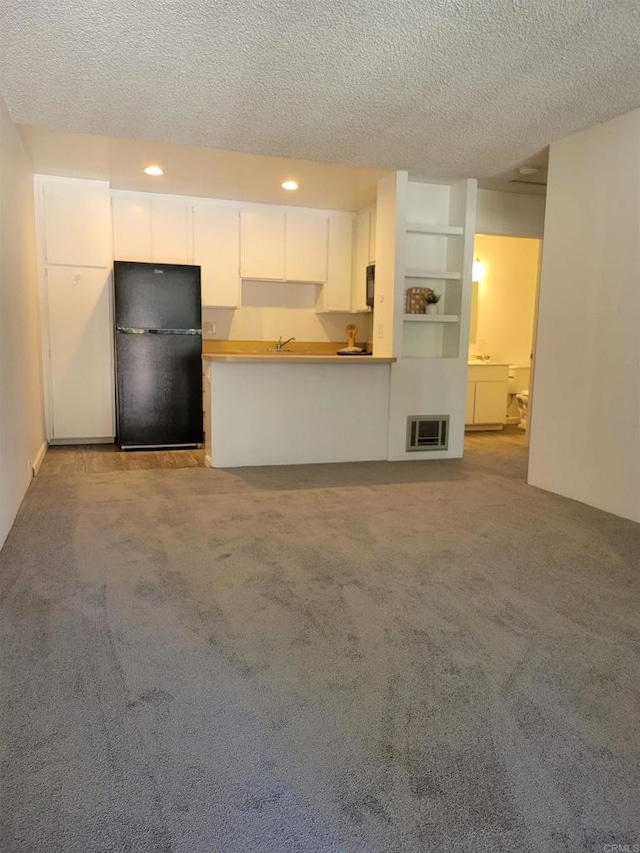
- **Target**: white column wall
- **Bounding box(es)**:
[528,108,640,522]
[0,92,46,549]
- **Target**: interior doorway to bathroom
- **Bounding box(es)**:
[465,233,542,452]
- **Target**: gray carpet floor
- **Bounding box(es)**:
[1,434,639,853]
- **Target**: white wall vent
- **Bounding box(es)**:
[406,416,449,452]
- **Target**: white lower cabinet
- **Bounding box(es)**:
[47,267,114,440]
[193,203,240,306]
[465,365,508,428]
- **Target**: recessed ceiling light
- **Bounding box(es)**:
[518,165,539,176]
[281,180,299,191]
[144,165,163,176]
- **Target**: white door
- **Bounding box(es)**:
[112,193,153,262]
[47,267,114,440]
[193,203,240,307]
[43,180,112,267]
[285,210,328,282]
[240,208,285,280]
[151,198,191,264]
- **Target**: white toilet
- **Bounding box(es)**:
[508,365,530,428]
[515,390,529,430]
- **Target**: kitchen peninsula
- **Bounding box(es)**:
[203,352,395,468]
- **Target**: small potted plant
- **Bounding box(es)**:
[425,288,441,314]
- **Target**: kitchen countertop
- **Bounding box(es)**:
[203,353,395,364]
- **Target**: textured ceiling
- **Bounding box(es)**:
[2,1,640,181]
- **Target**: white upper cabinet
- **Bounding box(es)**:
[112,193,152,262]
[193,203,240,307]
[317,212,353,312]
[240,208,285,280]
[285,210,328,282]
[351,206,373,311]
[42,179,112,268]
[112,193,191,265]
[151,197,191,264]
[47,267,114,439]
[240,206,330,283]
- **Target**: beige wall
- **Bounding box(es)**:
[0,91,46,548]
[529,108,640,522]
[470,234,540,365]
[476,189,545,239]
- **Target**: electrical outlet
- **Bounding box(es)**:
[377,323,384,339]
[204,322,215,334]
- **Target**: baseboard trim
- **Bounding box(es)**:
[32,440,48,477]
[49,437,115,446]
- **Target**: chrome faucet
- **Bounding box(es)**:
[273,336,296,351]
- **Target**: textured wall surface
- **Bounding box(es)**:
[0,89,46,548]
[1,1,640,178]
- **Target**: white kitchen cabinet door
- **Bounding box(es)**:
[193,203,240,306]
[151,198,191,264]
[240,208,285,280]
[112,193,152,262]
[465,382,476,424]
[473,382,507,424]
[42,180,112,268]
[317,212,353,312]
[351,207,371,311]
[285,210,328,282]
[47,267,114,440]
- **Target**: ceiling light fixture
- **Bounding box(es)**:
[281,180,299,191]
[144,165,163,176]
[518,165,539,176]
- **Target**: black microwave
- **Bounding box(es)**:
[366,263,375,307]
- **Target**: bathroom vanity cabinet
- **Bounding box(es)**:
[465,364,508,430]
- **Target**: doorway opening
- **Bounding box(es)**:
[464,234,542,463]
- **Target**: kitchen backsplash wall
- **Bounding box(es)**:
[203,280,373,343]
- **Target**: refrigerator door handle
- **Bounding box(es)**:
[149,328,202,335]
[116,327,202,335]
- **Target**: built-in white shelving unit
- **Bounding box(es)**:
[399,180,475,360]
[386,175,477,463]
[403,314,459,323]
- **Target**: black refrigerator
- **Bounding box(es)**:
[114,261,203,450]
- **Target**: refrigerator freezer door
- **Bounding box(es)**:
[116,332,203,448]
[114,261,201,331]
